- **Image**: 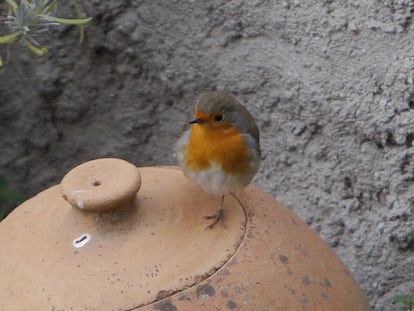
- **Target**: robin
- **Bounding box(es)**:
[175,91,261,228]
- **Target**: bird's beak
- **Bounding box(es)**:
[189,118,203,124]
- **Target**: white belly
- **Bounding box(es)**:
[175,130,258,195]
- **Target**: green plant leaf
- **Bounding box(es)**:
[395,294,412,303]
[0,176,24,203]
[394,294,414,311]
[24,39,48,55]
[39,15,92,25]
[45,0,57,14]
[1,0,91,64]
[6,0,18,9]
[71,0,86,44]
[21,0,34,10]
[0,189,25,203]
[395,295,408,304]
[78,24,85,43]
[0,176,24,221]
[0,31,22,44]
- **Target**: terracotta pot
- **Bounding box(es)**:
[0,158,371,310]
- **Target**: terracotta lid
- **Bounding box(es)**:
[0,158,371,311]
[60,158,142,211]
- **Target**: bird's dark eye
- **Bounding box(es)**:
[214,114,223,122]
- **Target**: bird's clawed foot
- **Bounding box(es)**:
[204,206,224,229]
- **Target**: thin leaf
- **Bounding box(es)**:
[0,177,24,203]
[0,189,25,203]
[71,0,85,44]
[0,31,22,44]
[44,0,57,14]
[395,295,409,303]
[24,39,48,55]
[78,24,85,43]
[6,0,18,9]
[71,0,81,18]
[21,0,33,9]
[33,0,46,16]
[39,15,92,25]
[0,55,3,66]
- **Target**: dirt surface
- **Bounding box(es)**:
[1,1,414,310]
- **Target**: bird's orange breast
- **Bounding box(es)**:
[184,124,250,175]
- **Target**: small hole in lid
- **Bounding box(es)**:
[93,180,101,186]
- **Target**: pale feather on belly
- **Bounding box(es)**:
[175,130,258,195]
[181,163,249,195]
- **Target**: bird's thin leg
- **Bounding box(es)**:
[230,192,243,207]
[204,195,225,229]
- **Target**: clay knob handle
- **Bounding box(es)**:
[60,158,141,211]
